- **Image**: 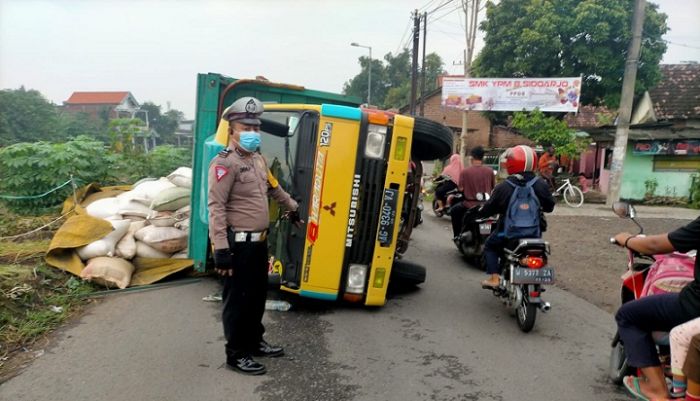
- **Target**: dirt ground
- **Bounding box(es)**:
[545,214,693,314]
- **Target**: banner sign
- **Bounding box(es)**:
[441,77,582,112]
[633,140,700,155]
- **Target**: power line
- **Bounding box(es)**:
[427,0,456,15]
[427,3,462,26]
[395,14,414,54]
[418,0,442,12]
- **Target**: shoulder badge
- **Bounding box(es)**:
[218,148,232,158]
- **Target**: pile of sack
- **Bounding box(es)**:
[77,167,192,289]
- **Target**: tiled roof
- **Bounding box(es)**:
[64,91,130,105]
[564,105,616,128]
[650,64,700,120]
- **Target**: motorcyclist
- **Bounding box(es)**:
[612,217,700,400]
[471,145,555,287]
[434,154,462,214]
[450,146,495,238]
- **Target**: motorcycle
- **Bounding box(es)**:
[483,236,554,332]
[431,175,458,217]
[607,202,695,384]
[453,194,498,268]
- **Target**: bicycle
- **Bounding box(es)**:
[553,178,584,207]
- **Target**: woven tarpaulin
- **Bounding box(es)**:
[46,184,194,286]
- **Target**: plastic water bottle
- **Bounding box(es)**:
[265,300,291,311]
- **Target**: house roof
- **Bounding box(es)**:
[64,91,131,105]
[564,105,617,128]
[649,64,700,120]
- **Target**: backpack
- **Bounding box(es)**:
[503,177,541,239]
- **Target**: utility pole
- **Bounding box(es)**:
[460,0,481,166]
[419,12,427,117]
[606,0,646,206]
[409,9,420,115]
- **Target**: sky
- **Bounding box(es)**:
[1,0,699,119]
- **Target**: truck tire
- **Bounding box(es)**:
[411,117,453,161]
[391,260,426,286]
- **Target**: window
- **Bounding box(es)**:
[653,155,700,172]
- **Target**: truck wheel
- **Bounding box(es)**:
[391,260,426,285]
[411,117,453,161]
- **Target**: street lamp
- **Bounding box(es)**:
[351,42,372,105]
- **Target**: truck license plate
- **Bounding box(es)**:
[377,188,398,247]
[511,267,554,284]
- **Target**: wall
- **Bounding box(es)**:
[620,147,693,199]
[420,94,491,151]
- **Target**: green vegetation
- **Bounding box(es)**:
[0,87,186,146]
[511,109,590,159]
[472,0,668,107]
[0,238,96,364]
[0,137,192,215]
[343,49,447,109]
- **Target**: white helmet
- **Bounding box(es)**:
[221,97,264,125]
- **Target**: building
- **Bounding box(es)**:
[570,64,700,200]
[175,120,194,147]
[401,86,532,156]
[63,91,140,120]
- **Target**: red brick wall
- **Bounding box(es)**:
[490,126,534,149]
[419,94,492,152]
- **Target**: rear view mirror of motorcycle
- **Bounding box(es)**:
[612,201,636,219]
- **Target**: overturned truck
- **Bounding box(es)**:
[189,74,452,306]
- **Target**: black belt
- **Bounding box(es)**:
[228,228,268,242]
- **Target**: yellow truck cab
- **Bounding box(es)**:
[190,74,452,306]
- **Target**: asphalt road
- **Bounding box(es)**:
[0,213,632,401]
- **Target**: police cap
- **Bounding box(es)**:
[221,97,264,125]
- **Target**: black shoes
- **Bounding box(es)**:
[252,340,284,357]
[226,354,266,375]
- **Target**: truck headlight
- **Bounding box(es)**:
[346,264,368,294]
[364,124,387,159]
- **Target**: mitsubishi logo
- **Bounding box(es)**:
[323,202,337,216]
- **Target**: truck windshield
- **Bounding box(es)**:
[260,110,302,269]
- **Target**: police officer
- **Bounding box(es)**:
[208,96,301,375]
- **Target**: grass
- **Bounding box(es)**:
[1,232,97,378]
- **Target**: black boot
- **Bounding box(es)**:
[226,353,266,375]
[252,340,284,357]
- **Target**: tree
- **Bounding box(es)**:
[107,118,145,154]
[0,87,60,145]
[511,109,590,158]
[343,49,446,109]
[138,101,185,145]
[472,0,668,107]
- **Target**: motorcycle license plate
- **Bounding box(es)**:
[377,188,398,247]
[479,223,492,235]
[511,267,555,285]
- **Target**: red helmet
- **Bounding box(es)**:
[503,145,538,175]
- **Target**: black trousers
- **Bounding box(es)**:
[450,203,468,237]
[222,235,268,357]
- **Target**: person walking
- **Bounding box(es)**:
[208,96,301,375]
[538,146,557,191]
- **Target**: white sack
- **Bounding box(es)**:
[134,225,188,253]
[76,219,130,260]
[135,241,172,259]
[85,197,121,219]
[166,167,192,188]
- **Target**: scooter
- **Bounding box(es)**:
[484,236,554,332]
[607,202,695,384]
[453,194,497,268]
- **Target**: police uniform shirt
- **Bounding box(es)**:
[207,148,298,250]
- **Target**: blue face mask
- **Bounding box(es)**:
[239,131,261,152]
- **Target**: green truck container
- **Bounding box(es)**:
[188,73,362,271]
